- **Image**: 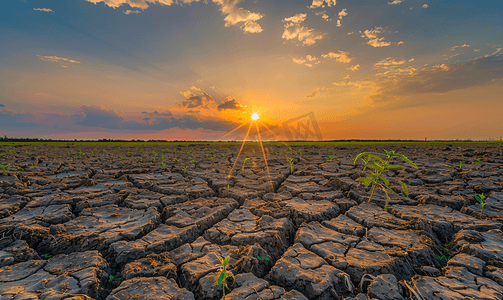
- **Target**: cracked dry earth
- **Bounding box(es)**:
[1,143,503,300]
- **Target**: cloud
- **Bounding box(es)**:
[34,8,54,12]
[347,32,354,35]
[334,51,503,110]
[0,104,5,108]
[293,57,306,64]
[336,9,347,27]
[321,51,353,63]
[388,0,404,4]
[315,11,331,21]
[305,86,332,98]
[309,0,336,9]
[282,14,326,46]
[348,64,359,71]
[217,97,245,110]
[37,55,81,64]
[86,0,264,34]
[422,4,428,8]
[79,105,124,129]
[306,55,318,61]
[124,10,141,14]
[191,86,201,91]
[374,57,406,67]
[283,13,307,24]
[362,27,391,47]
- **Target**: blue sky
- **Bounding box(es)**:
[1,0,502,140]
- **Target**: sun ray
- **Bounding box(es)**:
[218,121,250,141]
[228,121,253,179]
[255,121,273,191]
[258,120,309,163]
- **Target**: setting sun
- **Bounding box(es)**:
[251,112,259,121]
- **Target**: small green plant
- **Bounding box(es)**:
[208,256,234,298]
[459,161,464,169]
[172,157,181,163]
[108,275,122,282]
[257,256,269,261]
[242,158,250,171]
[436,254,452,262]
[90,151,94,156]
[41,253,52,259]
[186,149,192,154]
[297,149,304,155]
[152,150,158,161]
[162,161,167,169]
[206,154,213,160]
[474,192,487,217]
[139,148,144,152]
[286,155,294,174]
[0,163,10,174]
[324,155,336,161]
[181,165,188,174]
[161,154,165,161]
[353,149,418,211]
[473,158,482,164]
[126,151,132,157]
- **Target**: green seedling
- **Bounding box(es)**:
[436,254,452,262]
[227,184,230,190]
[242,158,250,171]
[108,275,122,282]
[459,161,464,169]
[78,151,86,156]
[474,192,487,217]
[191,159,197,163]
[41,253,52,259]
[186,149,192,154]
[0,163,10,174]
[126,151,132,157]
[139,148,144,152]
[205,154,213,160]
[208,256,234,298]
[162,161,167,169]
[354,149,418,211]
[257,256,269,261]
[90,151,94,156]
[181,166,188,174]
[102,149,106,152]
[286,155,294,174]
[297,149,304,155]
[445,164,453,168]
[172,157,181,162]
[161,154,165,161]
[328,148,336,153]
[473,158,482,164]
[152,150,158,161]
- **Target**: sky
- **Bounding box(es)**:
[1,0,502,141]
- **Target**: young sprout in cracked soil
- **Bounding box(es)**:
[208,256,234,298]
[353,149,418,211]
[475,192,487,217]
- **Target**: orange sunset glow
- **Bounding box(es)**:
[1,0,502,141]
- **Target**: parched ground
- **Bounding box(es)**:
[1,142,503,300]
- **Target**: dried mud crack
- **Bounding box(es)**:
[1,143,503,299]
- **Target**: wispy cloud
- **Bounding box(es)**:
[321,51,353,63]
[34,8,54,12]
[388,0,405,5]
[422,4,429,8]
[282,13,326,46]
[315,10,331,21]
[86,0,264,34]
[123,10,141,14]
[332,51,503,110]
[309,0,336,9]
[305,86,332,98]
[348,64,359,71]
[336,9,347,27]
[362,27,391,47]
[37,55,81,66]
